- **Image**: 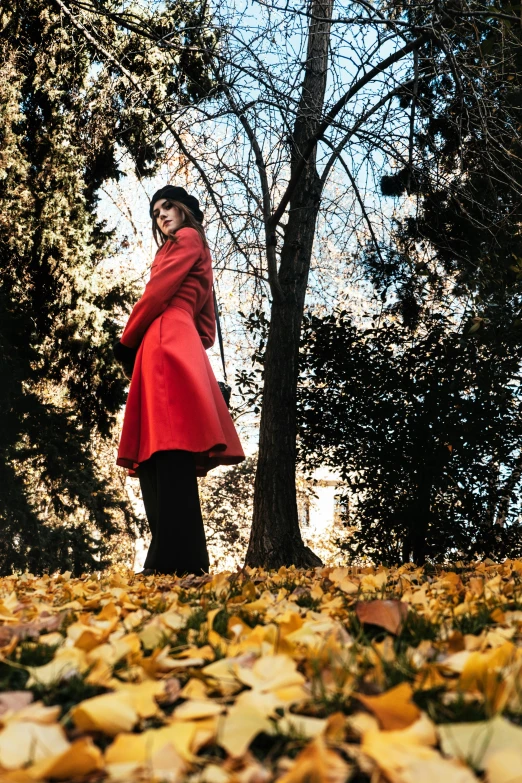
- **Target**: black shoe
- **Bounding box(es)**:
[136,568,157,576]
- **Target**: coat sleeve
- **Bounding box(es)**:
[195,289,216,350]
[120,228,203,349]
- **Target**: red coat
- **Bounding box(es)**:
[116,226,245,478]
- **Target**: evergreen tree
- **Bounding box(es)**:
[374,0,522,323]
[0,0,217,574]
[297,310,522,565]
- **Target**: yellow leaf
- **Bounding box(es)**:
[326,569,359,594]
[97,601,120,621]
[414,664,447,691]
[173,700,225,720]
[486,749,522,783]
[198,763,230,783]
[148,741,187,780]
[179,678,209,700]
[84,658,113,687]
[139,617,168,649]
[37,632,64,648]
[211,572,231,598]
[235,683,309,717]
[310,582,324,600]
[1,701,61,725]
[109,679,166,718]
[459,643,517,712]
[443,650,473,674]
[71,691,138,736]
[438,716,522,771]
[206,608,223,632]
[361,722,478,783]
[191,716,219,754]
[105,722,197,764]
[226,615,250,642]
[277,735,351,783]
[360,571,388,591]
[234,654,305,692]
[276,711,327,739]
[460,643,515,684]
[285,618,338,649]
[208,629,228,655]
[355,682,420,730]
[176,644,215,660]
[218,704,272,757]
[93,632,141,665]
[161,611,189,631]
[0,721,69,770]
[347,711,380,737]
[25,647,88,687]
[27,737,103,780]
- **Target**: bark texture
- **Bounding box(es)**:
[246,0,334,568]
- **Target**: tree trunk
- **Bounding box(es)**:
[245,0,333,568]
[494,453,522,527]
[410,472,432,565]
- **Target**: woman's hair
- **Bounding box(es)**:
[152,200,208,250]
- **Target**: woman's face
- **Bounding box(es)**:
[152,199,184,235]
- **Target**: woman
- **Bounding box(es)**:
[113,185,245,576]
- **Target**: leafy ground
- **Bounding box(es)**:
[1,562,522,782]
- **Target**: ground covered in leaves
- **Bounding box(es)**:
[1,563,522,782]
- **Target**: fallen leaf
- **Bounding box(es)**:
[109,679,166,718]
[438,716,522,771]
[0,613,67,646]
[179,678,208,700]
[71,691,138,735]
[2,701,61,725]
[355,682,420,730]
[355,600,408,635]
[235,653,305,692]
[276,711,327,739]
[0,692,33,717]
[486,748,522,783]
[277,735,351,783]
[27,737,104,780]
[161,677,183,703]
[0,721,69,770]
[25,647,88,687]
[173,699,225,720]
[105,722,197,765]
[218,704,272,757]
[361,722,479,783]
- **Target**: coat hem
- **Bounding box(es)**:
[117,443,244,478]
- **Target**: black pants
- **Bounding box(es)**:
[136,450,209,575]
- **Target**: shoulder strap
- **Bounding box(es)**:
[212,285,227,383]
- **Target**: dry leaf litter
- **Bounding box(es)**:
[0,562,522,782]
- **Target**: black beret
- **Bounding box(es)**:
[149,185,204,223]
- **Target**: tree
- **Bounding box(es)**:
[199,457,256,571]
[0,0,216,574]
[297,308,522,564]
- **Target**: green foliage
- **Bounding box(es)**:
[297,310,522,564]
[199,456,257,566]
[376,0,522,317]
[0,0,218,575]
